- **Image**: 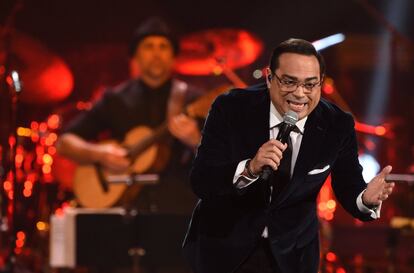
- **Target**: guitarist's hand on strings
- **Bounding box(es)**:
[95,143,130,173]
[168,114,201,149]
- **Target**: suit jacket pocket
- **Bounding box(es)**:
[307,164,330,175]
[305,167,330,183]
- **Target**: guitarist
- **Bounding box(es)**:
[57,18,202,215]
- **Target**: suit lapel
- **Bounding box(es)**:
[243,88,270,157]
[273,102,328,207]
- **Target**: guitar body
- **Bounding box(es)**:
[73,126,158,208]
[72,84,230,208]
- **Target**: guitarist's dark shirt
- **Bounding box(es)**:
[64,78,202,215]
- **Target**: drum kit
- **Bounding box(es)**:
[0,13,413,273]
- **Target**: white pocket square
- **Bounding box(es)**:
[308,165,330,175]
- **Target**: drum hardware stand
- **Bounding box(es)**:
[111,174,158,273]
[385,173,414,273]
[385,174,414,185]
[103,173,160,214]
[105,173,159,187]
[1,68,23,273]
[0,5,24,273]
[128,247,146,273]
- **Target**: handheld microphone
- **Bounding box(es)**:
[261,110,299,180]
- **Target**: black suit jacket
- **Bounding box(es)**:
[183,83,374,273]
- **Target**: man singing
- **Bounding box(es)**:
[183,38,395,273]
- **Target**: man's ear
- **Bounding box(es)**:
[265,68,272,88]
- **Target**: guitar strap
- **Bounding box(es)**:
[165,79,191,165]
[166,79,188,120]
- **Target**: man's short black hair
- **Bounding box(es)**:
[269,38,325,79]
[128,17,179,57]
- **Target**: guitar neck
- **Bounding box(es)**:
[127,123,169,161]
[125,85,230,162]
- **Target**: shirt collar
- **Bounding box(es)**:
[270,102,307,134]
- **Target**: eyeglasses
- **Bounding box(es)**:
[273,74,322,93]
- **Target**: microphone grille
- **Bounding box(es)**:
[283,110,299,125]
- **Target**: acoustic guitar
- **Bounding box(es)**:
[73,85,229,208]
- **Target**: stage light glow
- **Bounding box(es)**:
[326,200,336,210]
[42,165,52,174]
[359,153,380,182]
[30,121,39,130]
[36,146,44,154]
[362,0,409,156]
[374,126,386,136]
[313,33,345,51]
[318,202,327,211]
[3,181,12,191]
[31,133,39,142]
[336,268,347,273]
[43,154,53,165]
[49,133,58,142]
[15,240,24,248]
[47,114,60,129]
[48,146,57,155]
[39,122,48,132]
[76,101,92,110]
[8,136,16,147]
[213,66,222,75]
[36,221,48,231]
[15,154,24,167]
[23,189,32,197]
[325,212,334,221]
[326,252,337,262]
[6,75,13,86]
[317,176,337,221]
[24,181,33,190]
[252,69,263,79]
[16,231,25,240]
[354,121,388,136]
[322,83,334,95]
[55,208,64,217]
[17,127,31,137]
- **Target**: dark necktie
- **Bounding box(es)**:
[270,125,296,199]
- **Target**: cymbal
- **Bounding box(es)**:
[0,27,74,104]
[175,28,263,75]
